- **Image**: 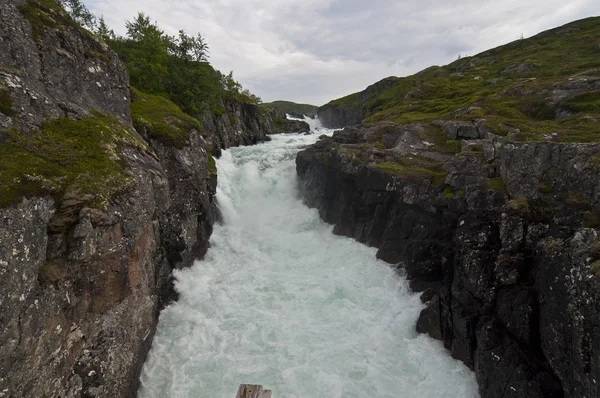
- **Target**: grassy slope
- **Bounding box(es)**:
[325,17,600,144]
[262,100,319,115]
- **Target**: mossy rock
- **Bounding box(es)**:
[374,156,447,186]
[207,148,217,177]
[507,196,530,215]
[0,114,143,208]
[485,177,508,194]
[590,260,600,277]
[589,240,600,260]
[131,87,204,149]
[84,49,109,63]
[0,87,15,117]
[19,0,82,43]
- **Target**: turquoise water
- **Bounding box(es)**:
[138,124,478,398]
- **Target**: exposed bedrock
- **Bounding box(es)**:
[0,0,273,396]
[296,122,600,397]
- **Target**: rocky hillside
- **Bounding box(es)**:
[319,17,600,136]
[299,17,600,398]
[0,1,272,396]
[261,100,318,118]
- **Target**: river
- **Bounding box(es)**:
[137,119,478,398]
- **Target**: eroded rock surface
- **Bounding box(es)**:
[296,122,600,397]
[0,1,273,396]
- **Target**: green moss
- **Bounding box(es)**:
[130,87,204,148]
[0,87,15,117]
[485,177,508,194]
[589,240,600,260]
[207,148,217,177]
[590,260,600,277]
[581,210,599,228]
[228,114,236,125]
[18,0,81,43]
[0,65,23,75]
[443,186,455,198]
[507,196,530,215]
[0,115,143,208]
[374,157,447,186]
[213,106,225,117]
[537,182,552,194]
[84,49,109,63]
[587,153,600,170]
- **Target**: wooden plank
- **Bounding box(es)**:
[236,384,273,398]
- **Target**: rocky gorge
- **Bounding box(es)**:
[1,0,600,396]
[0,0,274,396]
[298,16,600,398]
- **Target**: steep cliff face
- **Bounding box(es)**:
[0,1,273,396]
[202,99,273,156]
[317,77,398,128]
[296,124,600,397]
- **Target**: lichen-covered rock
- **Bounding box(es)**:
[296,121,600,397]
[0,1,228,396]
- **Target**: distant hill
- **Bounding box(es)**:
[262,101,319,116]
[318,16,600,143]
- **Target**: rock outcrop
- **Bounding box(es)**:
[296,122,600,398]
[202,99,273,157]
[317,77,398,128]
[0,1,273,396]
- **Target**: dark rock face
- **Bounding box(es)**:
[296,123,600,398]
[317,77,398,128]
[273,119,310,135]
[202,100,273,157]
[0,1,273,396]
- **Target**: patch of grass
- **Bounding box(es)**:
[562,90,600,113]
[0,114,143,208]
[581,210,599,228]
[130,87,203,148]
[0,87,15,117]
[590,240,600,259]
[537,182,552,194]
[485,177,508,194]
[18,0,82,43]
[207,148,217,177]
[507,196,530,215]
[443,185,455,198]
[84,49,109,63]
[587,153,600,170]
[374,156,447,185]
[213,106,225,117]
[0,65,23,75]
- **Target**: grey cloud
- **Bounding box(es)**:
[88,0,600,105]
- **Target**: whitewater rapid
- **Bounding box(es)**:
[138,119,478,398]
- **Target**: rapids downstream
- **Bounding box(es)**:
[138,119,478,397]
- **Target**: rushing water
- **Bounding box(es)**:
[138,119,478,398]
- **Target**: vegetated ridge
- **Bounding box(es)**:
[262,100,319,117]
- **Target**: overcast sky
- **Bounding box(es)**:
[86,0,600,106]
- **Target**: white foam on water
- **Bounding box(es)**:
[138,124,479,398]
